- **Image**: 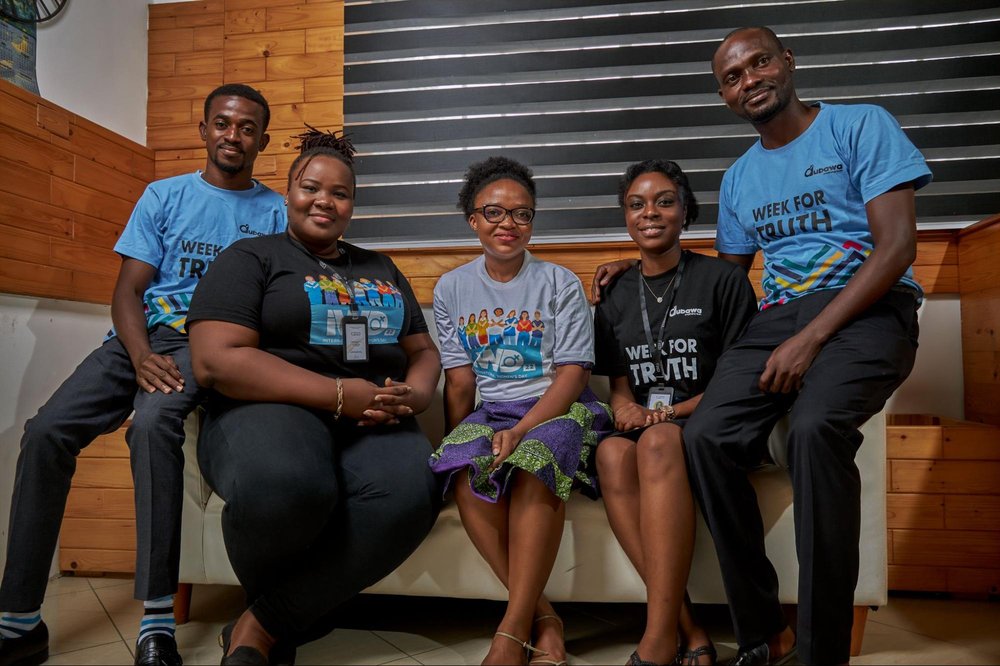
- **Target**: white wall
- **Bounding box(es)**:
[35,0,150,144]
[886,294,964,419]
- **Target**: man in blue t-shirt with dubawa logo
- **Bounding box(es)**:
[684,27,931,666]
[0,84,285,666]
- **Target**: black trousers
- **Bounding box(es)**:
[0,326,202,609]
[684,289,919,665]
[197,401,440,643]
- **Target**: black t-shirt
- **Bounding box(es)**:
[593,251,757,405]
[188,233,427,385]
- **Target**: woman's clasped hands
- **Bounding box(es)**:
[612,401,673,432]
[339,377,421,426]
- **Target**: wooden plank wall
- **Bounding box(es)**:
[385,231,960,306]
[886,415,1000,595]
[59,424,137,574]
[0,79,154,304]
[958,213,1000,426]
[147,0,345,194]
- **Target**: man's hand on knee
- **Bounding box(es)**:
[134,352,185,394]
[759,330,823,394]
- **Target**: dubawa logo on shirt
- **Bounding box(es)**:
[303,272,405,345]
[456,306,544,380]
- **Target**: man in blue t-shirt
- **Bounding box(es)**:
[681,28,930,665]
[0,84,285,666]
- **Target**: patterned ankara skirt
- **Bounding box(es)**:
[428,387,613,503]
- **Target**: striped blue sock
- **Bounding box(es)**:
[137,595,175,647]
[0,610,42,639]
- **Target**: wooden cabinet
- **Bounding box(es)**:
[886,414,1000,595]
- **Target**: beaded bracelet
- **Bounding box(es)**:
[334,377,344,420]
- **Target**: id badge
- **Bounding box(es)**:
[342,315,369,363]
[645,386,675,411]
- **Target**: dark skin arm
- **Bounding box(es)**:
[488,364,590,472]
[608,375,703,431]
[443,365,478,433]
[111,257,184,394]
[589,259,638,304]
[188,319,411,420]
[732,183,919,394]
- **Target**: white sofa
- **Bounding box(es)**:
[177,379,887,656]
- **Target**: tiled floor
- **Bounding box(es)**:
[35,575,1000,664]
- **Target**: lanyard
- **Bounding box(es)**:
[638,251,687,383]
[287,233,359,313]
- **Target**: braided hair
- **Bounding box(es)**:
[457,156,536,216]
[287,125,357,194]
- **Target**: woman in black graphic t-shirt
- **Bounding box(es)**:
[593,160,757,666]
[187,129,440,664]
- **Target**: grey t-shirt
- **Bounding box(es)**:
[433,252,595,402]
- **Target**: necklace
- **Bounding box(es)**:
[641,272,676,304]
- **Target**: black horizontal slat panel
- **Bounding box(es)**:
[342,0,1000,245]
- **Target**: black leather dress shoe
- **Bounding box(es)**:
[0,622,49,666]
[134,633,183,666]
[728,643,798,665]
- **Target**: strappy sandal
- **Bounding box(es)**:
[528,614,568,666]
[627,649,673,666]
[494,631,547,665]
[676,642,716,665]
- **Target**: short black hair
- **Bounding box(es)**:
[287,125,357,195]
[457,156,536,216]
[721,26,785,51]
[618,159,699,229]
[203,83,270,132]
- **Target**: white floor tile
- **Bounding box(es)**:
[43,575,94,599]
[852,619,1000,665]
[296,628,409,665]
[86,575,134,591]
[34,580,1000,665]
[93,581,144,642]
[43,639,135,665]
[41,587,123,656]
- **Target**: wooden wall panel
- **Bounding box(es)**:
[149,0,344,194]
[0,80,153,304]
[384,235,964,307]
[958,214,1000,426]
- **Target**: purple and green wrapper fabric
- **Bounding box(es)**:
[429,387,613,503]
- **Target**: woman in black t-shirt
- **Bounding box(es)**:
[593,160,756,666]
[187,129,441,665]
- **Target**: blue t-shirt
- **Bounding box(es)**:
[114,172,286,334]
[716,102,932,309]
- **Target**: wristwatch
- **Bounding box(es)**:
[661,404,676,421]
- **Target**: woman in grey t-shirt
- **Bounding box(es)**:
[429,156,613,666]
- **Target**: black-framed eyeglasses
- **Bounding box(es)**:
[474,204,535,226]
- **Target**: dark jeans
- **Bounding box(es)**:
[684,289,919,665]
[0,326,203,609]
[197,401,440,642]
